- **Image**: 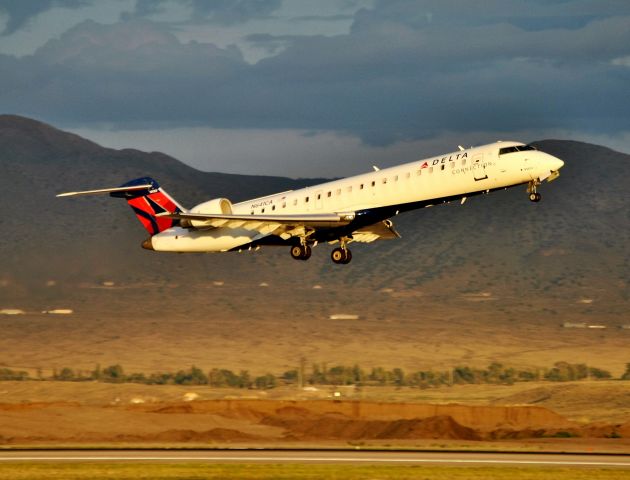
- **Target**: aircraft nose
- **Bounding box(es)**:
[549,155,564,171]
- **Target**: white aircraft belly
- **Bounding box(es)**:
[151,227,258,252]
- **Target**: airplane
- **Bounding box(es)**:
[57,141,564,264]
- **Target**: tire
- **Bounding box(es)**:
[290,245,304,260]
[331,248,346,264]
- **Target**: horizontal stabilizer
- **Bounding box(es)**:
[56,184,153,197]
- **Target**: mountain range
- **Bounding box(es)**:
[1,115,627,298]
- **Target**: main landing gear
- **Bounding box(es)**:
[331,237,352,265]
[527,180,542,203]
[331,247,352,264]
[289,237,353,264]
[290,244,311,261]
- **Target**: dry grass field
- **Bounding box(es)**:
[1,464,629,480]
[1,281,628,379]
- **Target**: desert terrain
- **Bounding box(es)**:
[1,281,628,378]
[1,380,630,452]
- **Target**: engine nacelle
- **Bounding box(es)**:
[186,198,233,229]
[190,198,233,215]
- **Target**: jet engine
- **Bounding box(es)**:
[190,198,233,215]
[180,198,234,228]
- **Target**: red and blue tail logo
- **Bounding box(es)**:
[110,177,182,235]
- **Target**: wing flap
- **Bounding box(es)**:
[351,220,401,243]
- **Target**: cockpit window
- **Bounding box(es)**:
[499,144,537,155]
[499,146,519,155]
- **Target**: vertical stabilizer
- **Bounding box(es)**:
[109,177,184,235]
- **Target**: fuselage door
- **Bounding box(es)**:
[473,153,488,181]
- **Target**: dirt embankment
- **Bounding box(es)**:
[0,399,628,445]
[137,398,572,430]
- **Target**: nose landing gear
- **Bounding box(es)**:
[527,181,542,202]
[529,192,541,202]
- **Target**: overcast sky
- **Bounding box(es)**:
[1,0,629,177]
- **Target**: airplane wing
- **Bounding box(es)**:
[160,211,401,243]
[159,211,356,239]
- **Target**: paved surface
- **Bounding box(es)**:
[0,450,629,467]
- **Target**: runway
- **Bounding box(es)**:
[1,450,629,467]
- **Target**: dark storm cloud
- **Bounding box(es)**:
[2,0,629,145]
[125,0,282,25]
[0,0,89,35]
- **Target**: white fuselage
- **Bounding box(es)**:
[150,141,564,252]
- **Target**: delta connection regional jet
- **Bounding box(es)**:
[58,141,564,265]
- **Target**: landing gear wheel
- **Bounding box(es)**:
[529,192,541,202]
[331,247,352,264]
[290,245,312,261]
[290,245,303,260]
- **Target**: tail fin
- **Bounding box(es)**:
[111,177,184,235]
[57,177,184,235]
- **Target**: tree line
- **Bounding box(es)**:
[0,361,629,389]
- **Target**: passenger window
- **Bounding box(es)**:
[441,165,445,171]
[360,184,364,189]
[462,159,466,166]
[382,178,387,184]
[429,167,434,174]
[317,194,321,200]
[305,197,309,203]
[327,191,331,197]
[261,208,265,213]
[282,202,286,208]
[394,175,398,181]
[371,181,376,187]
